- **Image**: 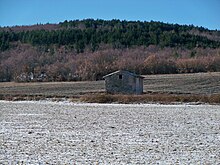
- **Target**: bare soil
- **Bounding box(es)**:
[143,72,220,94]
[0,81,105,98]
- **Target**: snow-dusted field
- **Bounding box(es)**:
[0,101,220,164]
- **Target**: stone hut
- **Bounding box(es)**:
[103,70,144,95]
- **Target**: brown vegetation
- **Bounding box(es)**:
[1,43,220,82]
[80,93,220,104]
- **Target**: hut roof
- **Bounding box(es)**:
[103,70,144,79]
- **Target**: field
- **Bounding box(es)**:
[0,101,219,164]
[0,72,220,103]
[143,72,220,94]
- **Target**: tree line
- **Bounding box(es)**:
[1,45,220,82]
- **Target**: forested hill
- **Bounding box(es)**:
[1,19,220,52]
[0,19,220,82]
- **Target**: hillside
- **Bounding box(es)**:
[0,19,220,82]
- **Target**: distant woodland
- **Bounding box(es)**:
[0,19,220,82]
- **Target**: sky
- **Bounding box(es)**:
[0,0,220,30]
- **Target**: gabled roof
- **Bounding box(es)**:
[103,70,144,79]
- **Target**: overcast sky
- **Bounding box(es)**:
[0,0,219,30]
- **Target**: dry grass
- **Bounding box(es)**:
[0,94,46,101]
[81,93,220,104]
[3,92,219,104]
